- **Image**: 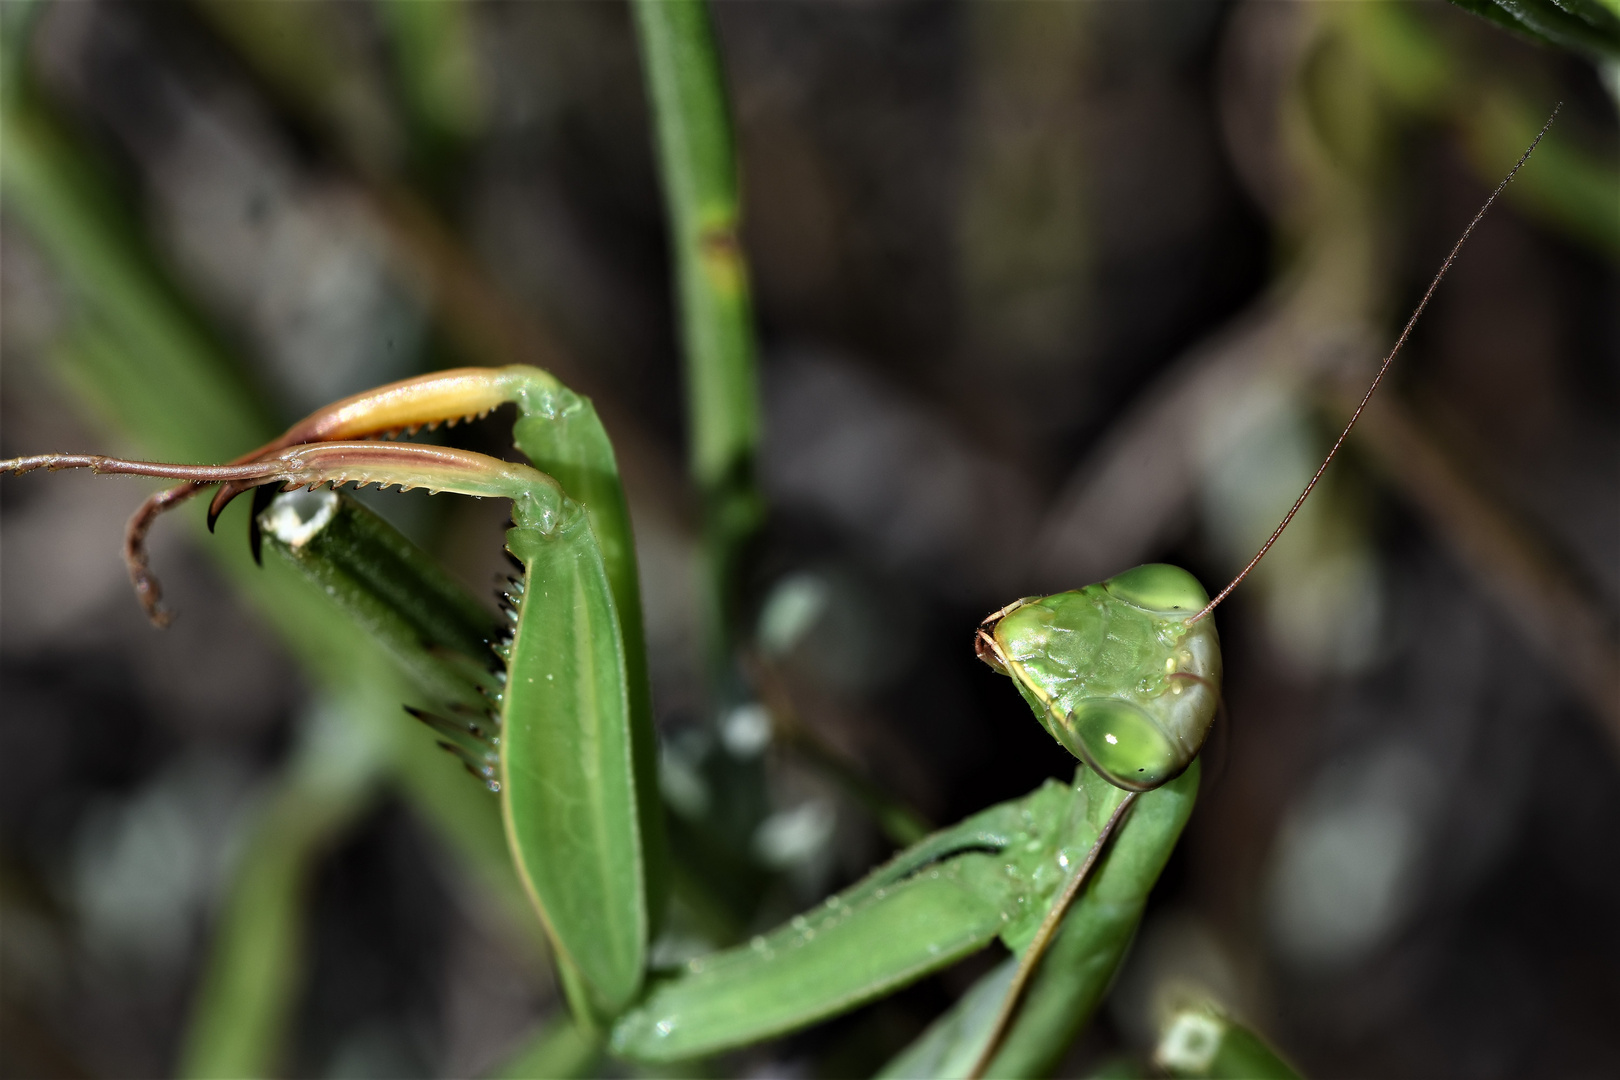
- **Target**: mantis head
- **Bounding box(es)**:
[977,565,1220,792]
[976,106,1559,793]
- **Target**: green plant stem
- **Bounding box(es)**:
[632,0,764,666]
[493,1015,604,1080]
[1346,2,1620,259]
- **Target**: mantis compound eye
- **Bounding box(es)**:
[1065,698,1180,791]
[1103,564,1209,614]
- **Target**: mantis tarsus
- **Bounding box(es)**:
[0,100,1557,1076]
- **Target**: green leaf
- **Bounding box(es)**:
[1448,0,1620,61]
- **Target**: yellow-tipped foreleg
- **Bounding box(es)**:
[107,366,562,624]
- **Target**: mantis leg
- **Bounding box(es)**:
[5,440,652,1022]
[609,776,1121,1063]
[194,366,669,939]
[964,791,1138,1079]
[255,440,650,1020]
[880,763,1201,1079]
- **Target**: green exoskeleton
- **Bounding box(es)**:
[975,565,1221,792]
[0,363,1181,1071]
[0,109,1555,1077]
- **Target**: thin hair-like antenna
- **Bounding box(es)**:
[1188,104,1561,626]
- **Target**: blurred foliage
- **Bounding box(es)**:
[1,0,1616,1077]
[1,16,533,1078]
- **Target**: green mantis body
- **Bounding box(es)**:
[0,364,1204,1071]
[0,93,1554,1080]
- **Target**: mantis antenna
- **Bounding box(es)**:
[1188,103,1562,627]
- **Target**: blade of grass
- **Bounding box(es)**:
[632,0,764,661]
[178,693,389,1079]
[631,0,776,932]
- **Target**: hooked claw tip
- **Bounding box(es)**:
[207,482,249,531]
[248,485,276,566]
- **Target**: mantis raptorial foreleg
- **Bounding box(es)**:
[0,106,1558,1072]
[2,368,663,1023]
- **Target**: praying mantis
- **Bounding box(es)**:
[0,67,1555,1079]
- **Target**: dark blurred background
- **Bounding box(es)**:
[1,1,1616,1077]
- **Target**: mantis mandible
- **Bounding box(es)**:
[0,109,1555,1075]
